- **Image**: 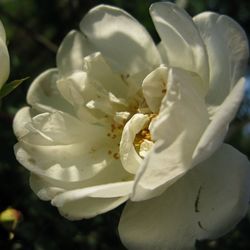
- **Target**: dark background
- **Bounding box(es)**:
[0,0,250,249]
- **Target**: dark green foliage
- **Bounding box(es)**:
[0,78,28,99]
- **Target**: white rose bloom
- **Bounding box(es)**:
[13,2,250,250]
[0,19,10,90]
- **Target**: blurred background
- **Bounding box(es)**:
[0,0,250,249]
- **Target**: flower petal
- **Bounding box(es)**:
[51,181,133,220]
[27,69,74,114]
[56,71,88,107]
[120,113,149,174]
[133,68,209,201]
[22,111,96,145]
[192,77,245,166]
[0,33,10,89]
[57,52,129,112]
[196,145,250,240]
[193,12,249,107]
[57,68,127,120]
[142,65,168,113]
[150,2,209,86]
[82,52,128,99]
[80,4,161,77]
[56,30,94,77]
[13,107,33,138]
[29,174,65,201]
[14,111,114,182]
[119,144,250,250]
[29,159,132,201]
[0,20,6,42]
[157,42,168,64]
[15,141,112,182]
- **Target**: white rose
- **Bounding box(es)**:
[13,2,250,249]
[0,19,10,90]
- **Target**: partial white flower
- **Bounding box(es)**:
[13,2,250,249]
[0,19,10,90]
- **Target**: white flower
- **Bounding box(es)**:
[0,19,10,90]
[13,2,250,249]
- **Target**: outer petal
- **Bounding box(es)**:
[119,144,250,250]
[27,69,74,114]
[133,68,209,200]
[13,107,33,138]
[0,20,10,89]
[19,111,97,145]
[51,181,133,220]
[29,174,65,201]
[192,77,245,166]
[150,2,209,87]
[193,12,249,107]
[196,146,250,240]
[14,111,113,182]
[14,141,112,182]
[56,30,95,77]
[29,159,132,201]
[80,5,161,77]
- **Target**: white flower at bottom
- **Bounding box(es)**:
[13,3,250,250]
[0,19,10,90]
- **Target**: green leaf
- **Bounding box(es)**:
[0,77,29,99]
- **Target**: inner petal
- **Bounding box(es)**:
[120,113,157,174]
[142,65,168,113]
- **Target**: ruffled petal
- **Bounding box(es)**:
[15,141,111,182]
[80,4,161,77]
[27,69,74,114]
[51,181,133,220]
[82,52,129,99]
[29,159,132,201]
[56,71,88,107]
[14,111,113,182]
[56,30,94,77]
[119,144,250,250]
[193,12,249,107]
[57,53,129,119]
[150,2,209,87]
[21,111,96,145]
[133,68,209,201]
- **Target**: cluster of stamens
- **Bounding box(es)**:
[105,89,159,160]
[133,113,157,154]
[133,128,151,153]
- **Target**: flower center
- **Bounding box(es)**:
[134,128,151,152]
[133,113,156,156]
